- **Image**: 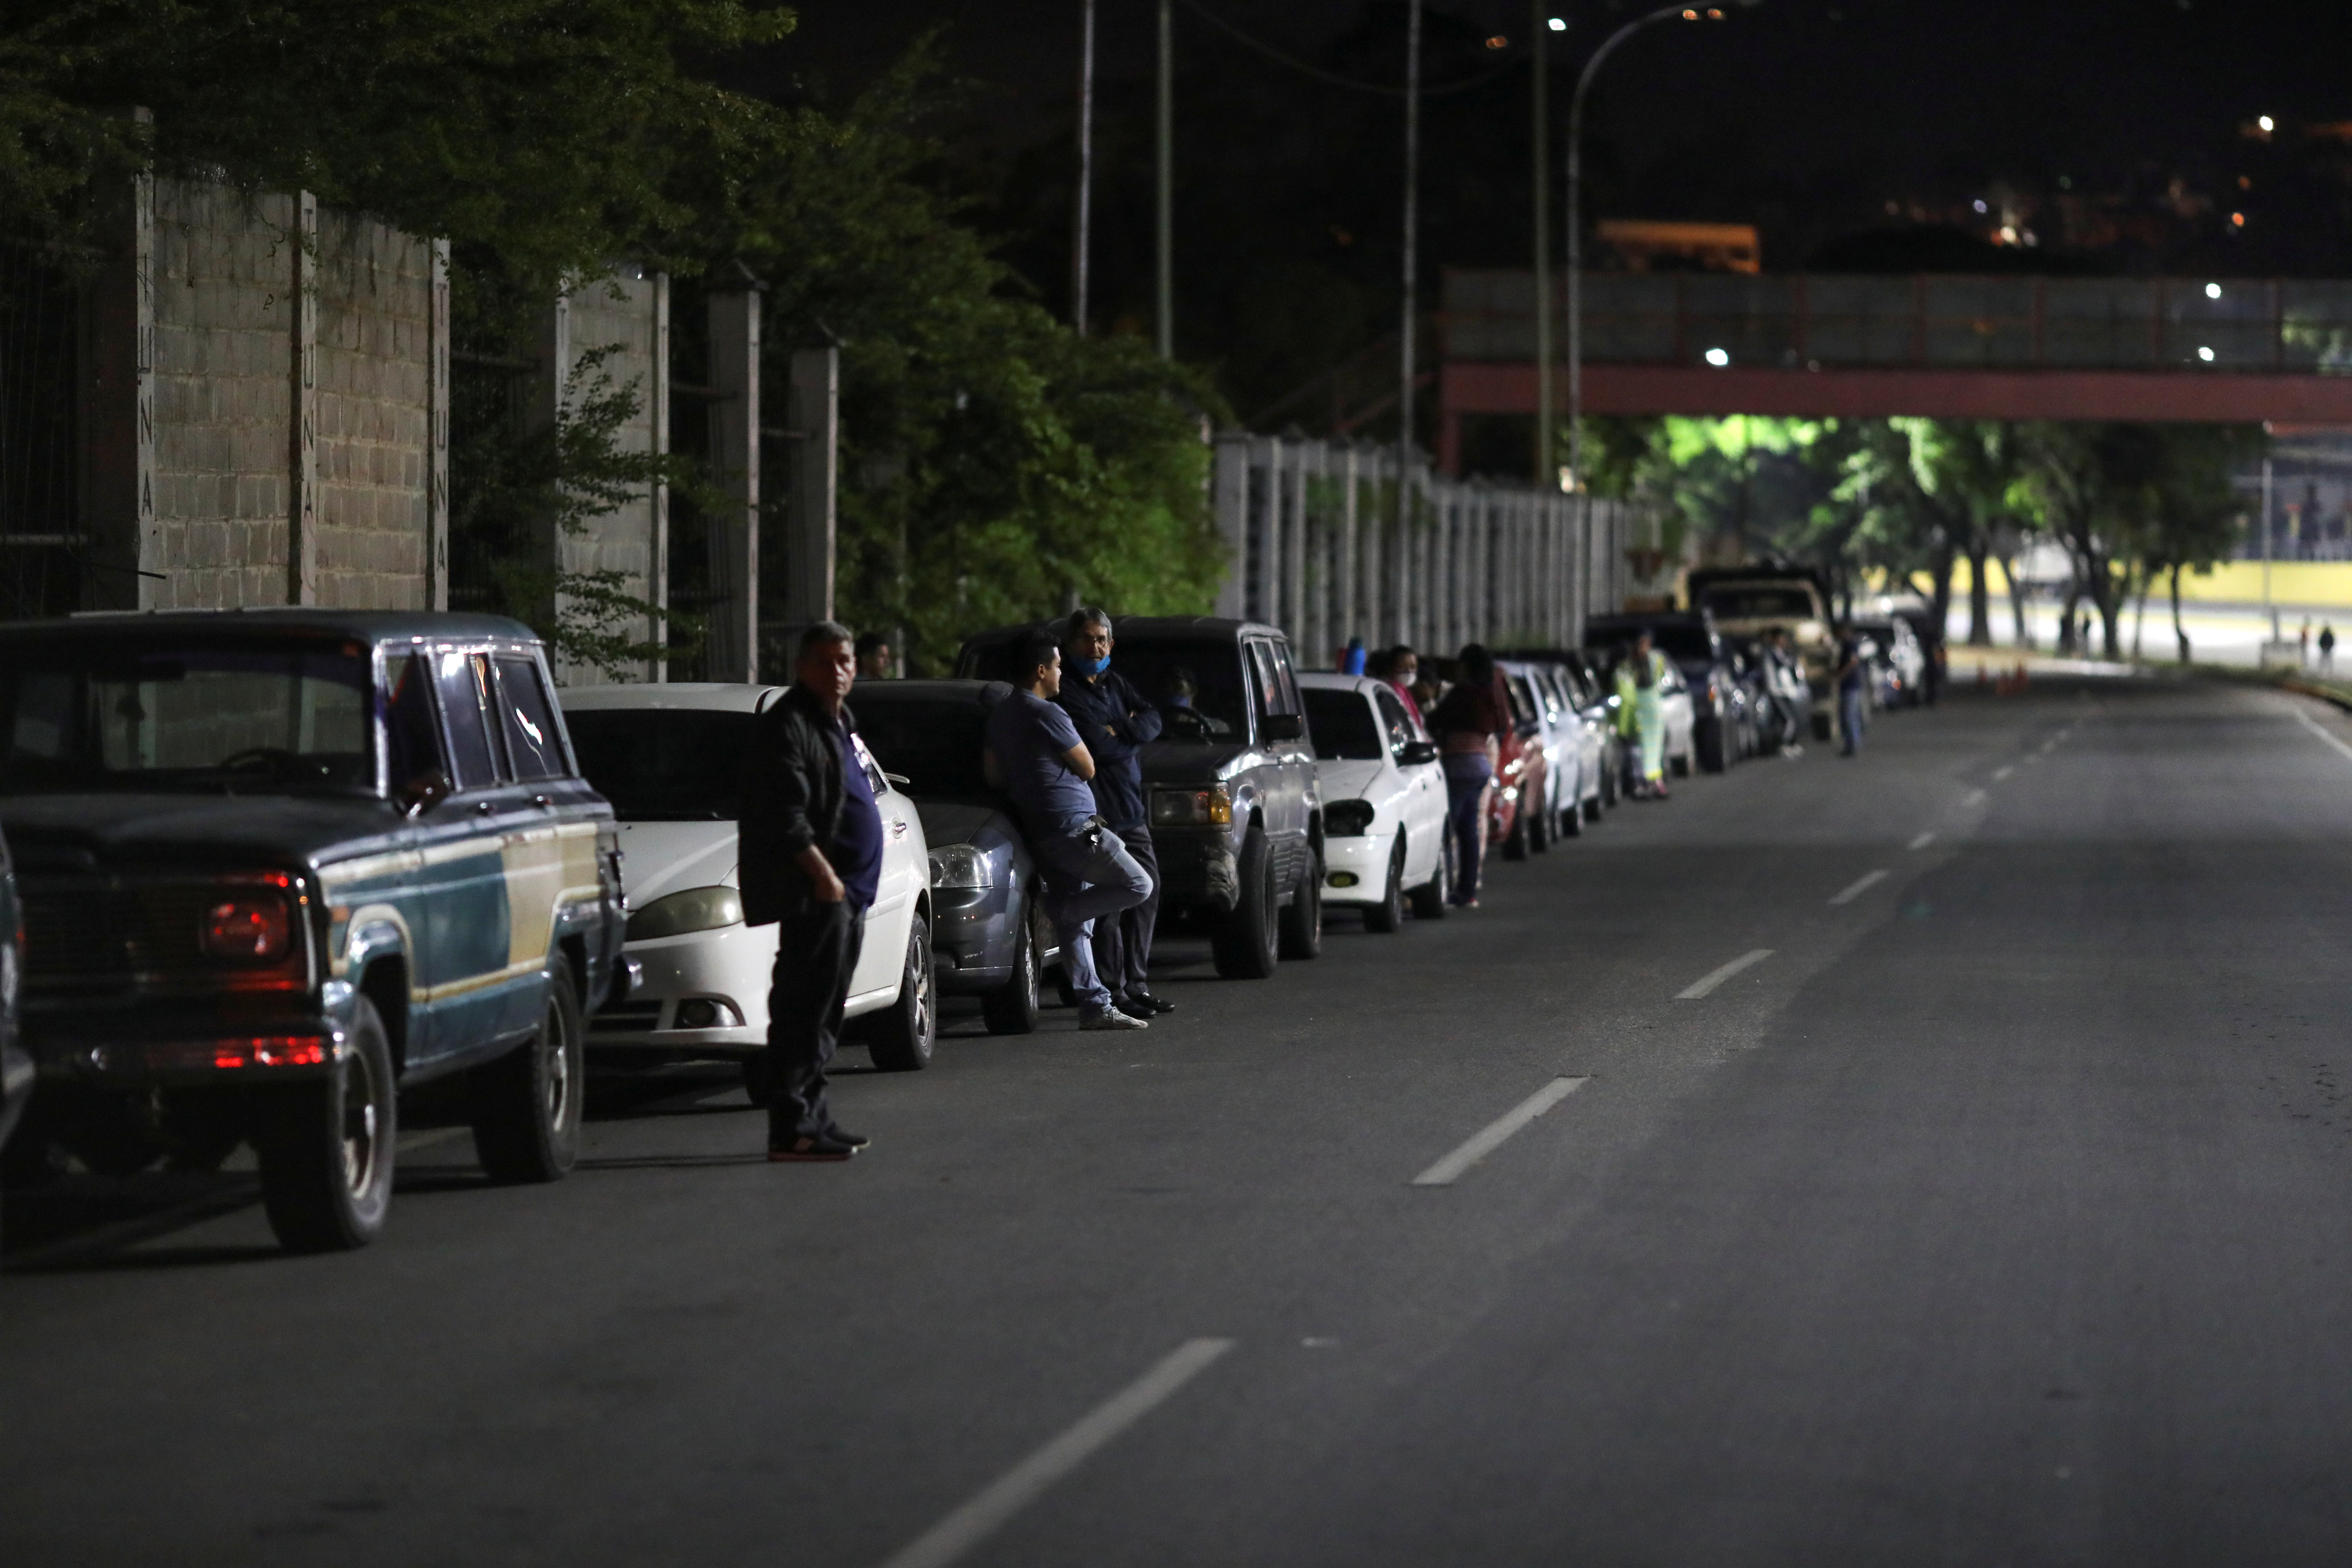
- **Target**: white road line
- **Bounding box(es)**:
[1963,789,1988,807]
[1675,948,1775,1001]
[1410,1077,1591,1187]
[878,1339,1235,1568]
[2291,706,2352,765]
[1829,870,1889,906]
[1907,831,1936,851]
[1992,765,2015,780]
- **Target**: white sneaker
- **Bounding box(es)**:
[1080,1008,1149,1031]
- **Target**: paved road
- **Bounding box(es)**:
[10,676,2352,1566]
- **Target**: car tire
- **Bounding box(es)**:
[1697,720,1728,775]
[1211,829,1280,979]
[1500,797,1531,862]
[1528,789,1552,854]
[1671,743,1694,777]
[255,995,397,1252]
[1561,788,1586,836]
[1409,831,1452,919]
[470,953,586,1183]
[866,915,937,1071]
[1600,748,1620,808]
[1364,835,1407,933]
[1279,840,1324,960]
[981,906,1042,1035]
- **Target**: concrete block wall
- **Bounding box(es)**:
[314,211,433,609]
[148,180,298,609]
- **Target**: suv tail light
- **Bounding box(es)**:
[203,894,291,961]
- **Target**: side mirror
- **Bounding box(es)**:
[397,770,452,818]
[1399,739,1440,766]
[1261,713,1305,743]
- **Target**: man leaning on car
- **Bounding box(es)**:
[740,622,884,1162]
[1054,608,1172,1018]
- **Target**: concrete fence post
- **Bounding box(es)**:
[287,191,319,607]
[646,274,670,676]
[705,284,762,681]
[1212,432,1249,619]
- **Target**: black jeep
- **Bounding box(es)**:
[0,611,629,1251]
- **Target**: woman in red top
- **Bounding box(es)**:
[1427,644,1511,908]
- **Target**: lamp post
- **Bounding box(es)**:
[1072,0,1097,335]
[1566,2,1757,498]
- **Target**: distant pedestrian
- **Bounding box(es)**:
[1628,633,1671,796]
[2302,619,2314,667]
[986,632,1154,1030]
[1384,644,1426,729]
[1612,644,1642,789]
[1056,608,1171,1018]
[739,622,882,1162]
[854,629,894,681]
[1835,625,1868,757]
[1428,643,1512,907]
[1342,634,1367,675]
[2323,623,2338,674]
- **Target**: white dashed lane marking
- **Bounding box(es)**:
[1410,1077,1591,1187]
[1829,870,1889,906]
[1675,948,1776,1001]
[1907,832,1936,851]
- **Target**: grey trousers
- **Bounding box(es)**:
[1032,820,1154,1013]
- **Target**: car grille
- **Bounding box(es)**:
[20,877,256,991]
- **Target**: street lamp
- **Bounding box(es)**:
[1565,0,1758,497]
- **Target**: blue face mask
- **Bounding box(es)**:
[1070,654,1111,678]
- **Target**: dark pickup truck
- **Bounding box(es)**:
[956,616,1324,979]
[0,611,629,1252]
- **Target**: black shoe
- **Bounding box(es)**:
[1127,989,1176,1016]
[768,1132,858,1162]
[823,1126,871,1151]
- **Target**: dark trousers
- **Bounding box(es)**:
[1441,753,1492,904]
[765,899,864,1142]
[1088,823,1160,1001]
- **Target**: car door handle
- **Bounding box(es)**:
[890,819,908,839]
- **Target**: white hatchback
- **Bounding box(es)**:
[1298,673,1452,929]
[559,684,937,1080]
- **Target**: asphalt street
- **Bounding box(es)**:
[11,675,2352,1566]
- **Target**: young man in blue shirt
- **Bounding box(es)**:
[985,631,1155,1031]
[1054,608,1171,1017]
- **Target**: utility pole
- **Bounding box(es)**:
[1156,0,1175,358]
[1072,0,1096,335]
[2263,455,2277,641]
[1532,3,1553,489]
[1399,0,1422,486]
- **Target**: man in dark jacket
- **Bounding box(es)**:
[1055,608,1171,1017]
[740,622,884,1161]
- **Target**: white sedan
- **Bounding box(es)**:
[559,684,937,1084]
[1298,673,1451,929]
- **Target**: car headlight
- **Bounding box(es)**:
[927,844,989,890]
[626,885,744,941]
[1152,784,1234,827]
[1325,799,1376,837]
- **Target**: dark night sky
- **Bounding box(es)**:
[783,0,2352,197]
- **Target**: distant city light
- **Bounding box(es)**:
[1998,225,2018,244]
[2199,346,2217,362]
[1704,348,1731,368]
[1485,34,1508,47]
[1548,16,1567,30]
[1681,8,1699,19]
[2206,282,2224,299]
[2259,115,2276,133]
[2232,212,2247,227]
[1973,198,1989,214]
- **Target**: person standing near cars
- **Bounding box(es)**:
[1384,644,1426,728]
[1428,643,1511,908]
[987,632,1155,1031]
[1835,624,1868,757]
[740,623,883,1162]
[1055,608,1172,1018]
[854,630,894,681]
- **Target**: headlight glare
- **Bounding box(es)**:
[626,885,744,941]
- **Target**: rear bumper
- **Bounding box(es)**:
[22,991,349,1087]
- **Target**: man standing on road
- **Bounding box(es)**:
[1055,608,1172,1018]
[987,632,1155,1031]
[740,623,883,1162]
[2322,623,2337,674]
[854,630,894,681]
[1835,625,1868,758]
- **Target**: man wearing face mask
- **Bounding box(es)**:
[1054,607,1172,1018]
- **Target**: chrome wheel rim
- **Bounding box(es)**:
[911,932,934,1042]
[339,1044,384,1199]
[542,995,573,1130]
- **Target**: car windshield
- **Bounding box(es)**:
[0,639,376,796]
[851,696,993,798]
[1097,638,1248,741]
[1702,586,1819,621]
[567,709,752,821]
[1303,689,1384,760]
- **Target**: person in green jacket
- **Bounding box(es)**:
[1624,633,1671,799]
